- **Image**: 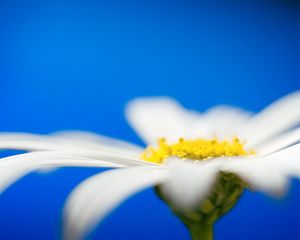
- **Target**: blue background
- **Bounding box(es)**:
[1,0,300,239]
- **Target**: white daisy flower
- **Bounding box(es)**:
[1,91,300,240]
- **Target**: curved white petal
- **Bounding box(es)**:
[239,91,300,147]
[0,133,59,151]
[0,139,63,151]
[51,130,143,154]
[63,167,168,240]
[256,127,300,155]
[260,143,300,178]
[223,143,300,196]
[125,97,206,144]
[0,132,141,158]
[222,157,289,197]
[160,159,220,211]
[202,105,252,139]
[0,150,154,193]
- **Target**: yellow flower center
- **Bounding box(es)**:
[141,137,254,164]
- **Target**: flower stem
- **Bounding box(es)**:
[154,172,245,240]
[188,222,213,240]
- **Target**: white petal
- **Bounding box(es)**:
[125,97,205,144]
[0,132,141,158]
[0,133,59,151]
[239,91,300,147]
[0,150,154,193]
[51,130,143,155]
[223,143,300,196]
[0,139,63,151]
[260,143,300,178]
[222,157,289,197]
[256,127,300,155]
[202,105,252,139]
[63,167,168,240]
[160,159,219,211]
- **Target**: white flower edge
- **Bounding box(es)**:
[0,150,156,193]
[0,131,143,156]
[63,166,169,240]
[238,90,300,147]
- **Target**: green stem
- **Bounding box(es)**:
[188,222,213,240]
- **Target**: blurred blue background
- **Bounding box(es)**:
[1,0,300,239]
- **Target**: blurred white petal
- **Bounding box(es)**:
[0,132,141,158]
[51,130,143,155]
[63,167,168,240]
[0,150,154,193]
[259,143,300,178]
[222,143,300,196]
[160,159,219,211]
[203,105,252,139]
[125,97,206,144]
[0,139,62,151]
[0,133,59,151]
[239,91,300,147]
[223,157,289,197]
[256,127,300,155]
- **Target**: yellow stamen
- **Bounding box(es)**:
[141,137,255,164]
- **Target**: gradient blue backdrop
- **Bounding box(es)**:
[1,0,300,239]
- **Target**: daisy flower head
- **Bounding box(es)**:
[1,91,300,240]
